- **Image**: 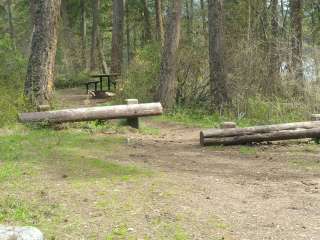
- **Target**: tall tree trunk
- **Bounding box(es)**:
[90,0,100,72]
[97,33,108,74]
[111,0,124,74]
[290,0,304,87]
[186,0,193,41]
[208,0,229,111]
[200,0,206,35]
[6,0,15,46]
[80,0,87,70]
[158,0,182,109]
[186,0,191,39]
[126,0,131,64]
[188,0,193,42]
[311,2,320,83]
[143,0,152,43]
[267,0,280,95]
[61,1,80,73]
[25,0,61,106]
[155,0,164,45]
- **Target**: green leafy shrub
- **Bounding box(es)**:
[119,43,161,102]
[55,71,91,89]
[0,36,27,127]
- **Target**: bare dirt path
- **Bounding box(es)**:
[56,88,320,239]
[115,119,320,240]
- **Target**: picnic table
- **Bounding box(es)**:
[85,73,120,94]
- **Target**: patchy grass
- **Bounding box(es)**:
[208,217,229,230]
[0,128,145,180]
[239,146,257,155]
[139,124,160,136]
[0,162,22,182]
[105,225,133,240]
[301,145,319,153]
[0,128,152,238]
[0,198,33,224]
[289,158,320,171]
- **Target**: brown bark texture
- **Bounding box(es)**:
[111,0,124,74]
[25,0,61,106]
[208,0,229,111]
[158,0,182,109]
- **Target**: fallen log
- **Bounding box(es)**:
[201,128,320,146]
[201,121,320,139]
[19,103,163,123]
[311,114,320,121]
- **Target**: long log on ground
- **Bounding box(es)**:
[19,103,163,123]
[201,128,320,146]
[311,114,320,121]
[201,121,320,139]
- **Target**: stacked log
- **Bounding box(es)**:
[19,103,163,124]
[200,121,320,146]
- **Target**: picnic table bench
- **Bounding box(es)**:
[85,73,120,94]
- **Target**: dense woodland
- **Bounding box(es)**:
[2,1,320,239]
[0,0,319,125]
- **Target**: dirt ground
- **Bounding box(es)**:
[48,89,320,239]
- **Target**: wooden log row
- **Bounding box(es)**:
[200,121,320,146]
[311,114,320,121]
[19,103,163,124]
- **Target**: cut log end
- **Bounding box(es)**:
[200,131,205,146]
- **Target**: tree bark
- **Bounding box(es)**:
[290,0,304,86]
[157,0,182,109]
[6,0,15,45]
[267,0,280,95]
[19,103,163,123]
[80,0,87,69]
[25,0,61,106]
[126,0,131,64]
[97,33,108,74]
[90,0,100,72]
[186,0,193,41]
[155,0,164,44]
[200,0,207,35]
[143,0,152,43]
[208,0,229,111]
[111,0,124,74]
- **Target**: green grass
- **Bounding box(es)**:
[0,127,152,238]
[157,109,225,128]
[139,124,160,135]
[0,198,33,223]
[105,225,134,240]
[239,146,257,155]
[155,96,310,129]
[0,162,22,182]
[0,128,148,180]
[0,196,63,229]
